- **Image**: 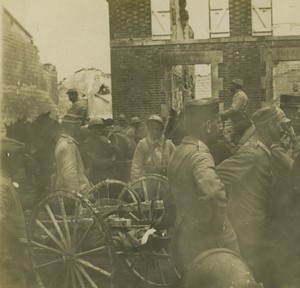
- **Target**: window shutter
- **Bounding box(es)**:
[209,0,230,38]
[252,0,272,36]
[151,0,171,40]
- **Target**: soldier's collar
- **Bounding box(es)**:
[147,135,164,146]
[60,134,79,145]
[182,136,210,152]
[253,135,271,157]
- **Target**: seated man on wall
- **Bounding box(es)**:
[66,88,88,125]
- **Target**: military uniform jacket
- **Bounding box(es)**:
[131,135,175,182]
[0,170,27,246]
[222,89,248,119]
[216,135,272,274]
[81,134,116,183]
[54,134,91,195]
[168,136,237,270]
[67,99,88,121]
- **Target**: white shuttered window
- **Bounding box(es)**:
[252,0,272,36]
[151,0,171,40]
[209,0,230,38]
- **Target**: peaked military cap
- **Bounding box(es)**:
[252,106,290,126]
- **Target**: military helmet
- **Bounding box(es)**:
[130,116,141,124]
[183,248,263,288]
[146,115,164,126]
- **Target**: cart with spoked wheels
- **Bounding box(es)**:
[28,190,117,288]
[28,175,181,288]
[85,178,181,287]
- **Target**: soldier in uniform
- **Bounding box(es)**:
[216,106,290,285]
[131,115,176,182]
[221,78,248,121]
[54,114,91,196]
[0,138,37,287]
[168,99,239,273]
[267,114,300,287]
[221,78,251,152]
[66,88,88,125]
[81,117,117,184]
[130,116,147,144]
[113,114,133,137]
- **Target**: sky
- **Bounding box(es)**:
[2,0,111,81]
[2,0,300,81]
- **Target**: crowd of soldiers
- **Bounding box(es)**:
[1,80,300,287]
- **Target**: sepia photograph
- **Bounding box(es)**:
[1,0,300,287]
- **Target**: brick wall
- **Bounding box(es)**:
[108,0,152,40]
[108,0,300,120]
[1,8,58,134]
[229,0,252,37]
[111,40,265,119]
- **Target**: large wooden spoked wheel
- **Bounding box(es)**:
[85,179,143,219]
[28,191,117,288]
[130,174,169,221]
[122,244,181,287]
[122,175,181,287]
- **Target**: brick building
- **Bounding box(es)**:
[108,0,300,120]
[1,7,58,133]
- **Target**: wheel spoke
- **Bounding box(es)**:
[76,258,112,279]
[118,187,127,201]
[142,180,148,201]
[75,245,107,257]
[72,201,83,249]
[144,260,149,281]
[156,181,161,200]
[71,266,77,288]
[158,260,166,286]
[34,258,63,269]
[73,264,87,288]
[58,197,72,248]
[76,263,98,288]
[45,204,68,248]
[63,264,71,288]
[35,219,65,251]
[74,221,95,251]
[171,264,181,279]
[106,183,110,198]
[130,255,138,269]
[31,240,64,255]
[48,264,65,288]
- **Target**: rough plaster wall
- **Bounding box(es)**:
[2,9,58,135]
[58,68,112,119]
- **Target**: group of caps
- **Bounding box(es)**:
[61,95,290,132]
[184,98,291,126]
